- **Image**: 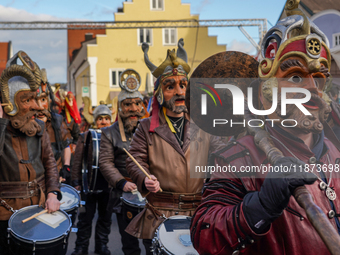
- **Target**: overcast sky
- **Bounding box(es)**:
[0,0,286,83]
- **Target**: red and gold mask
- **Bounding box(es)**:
[258,0,332,134]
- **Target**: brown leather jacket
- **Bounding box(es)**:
[99,122,134,189]
[126,110,226,236]
[0,118,60,221]
[71,133,86,187]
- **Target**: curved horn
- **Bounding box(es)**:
[0,64,37,114]
[41,68,48,84]
[82,96,94,125]
[32,62,42,90]
[177,38,188,63]
[142,43,157,72]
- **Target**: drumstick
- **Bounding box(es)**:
[123,148,163,192]
[22,202,65,223]
[0,103,10,106]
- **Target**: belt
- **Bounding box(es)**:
[0,175,45,199]
[147,191,202,211]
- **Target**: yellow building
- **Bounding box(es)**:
[67,0,226,107]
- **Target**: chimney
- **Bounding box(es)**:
[85,33,93,41]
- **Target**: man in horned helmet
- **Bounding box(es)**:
[0,51,61,255]
[125,39,226,254]
[99,69,147,255]
[191,0,340,254]
[70,101,113,255]
[36,68,73,180]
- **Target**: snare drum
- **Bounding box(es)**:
[82,129,108,194]
[7,205,71,255]
[151,216,199,255]
[121,191,146,222]
[60,183,80,215]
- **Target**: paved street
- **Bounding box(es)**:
[66,213,146,255]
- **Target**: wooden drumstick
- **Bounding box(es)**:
[0,103,10,106]
[22,202,65,223]
[123,148,163,192]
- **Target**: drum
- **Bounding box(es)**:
[60,183,80,215]
[121,191,146,222]
[7,205,71,255]
[82,129,108,193]
[151,216,199,255]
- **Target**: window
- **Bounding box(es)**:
[138,28,152,45]
[334,33,340,48]
[110,69,124,88]
[163,28,177,45]
[151,0,164,10]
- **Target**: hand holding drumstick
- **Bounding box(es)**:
[22,201,65,223]
[123,148,163,192]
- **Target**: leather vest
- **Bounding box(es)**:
[0,120,45,182]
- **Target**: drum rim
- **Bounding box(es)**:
[156,215,196,255]
[121,192,146,208]
[8,205,72,244]
[60,183,81,212]
[83,129,101,193]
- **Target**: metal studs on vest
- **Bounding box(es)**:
[328,210,336,219]
[326,187,337,201]
[232,250,240,255]
[319,182,327,190]
[309,157,317,164]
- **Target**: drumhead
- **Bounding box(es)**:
[60,184,80,212]
[157,216,198,255]
[121,191,146,208]
[8,205,71,244]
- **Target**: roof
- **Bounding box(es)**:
[67,25,106,64]
[278,0,340,22]
[301,0,340,14]
[0,42,10,75]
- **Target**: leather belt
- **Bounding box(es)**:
[147,191,202,211]
[0,175,45,199]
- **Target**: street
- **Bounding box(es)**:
[66,213,146,255]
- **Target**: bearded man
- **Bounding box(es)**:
[36,69,72,180]
[124,40,225,254]
[0,51,61,255]
[99,69,146,255]
[191,1,340,254]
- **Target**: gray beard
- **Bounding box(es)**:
[163,95,188,114]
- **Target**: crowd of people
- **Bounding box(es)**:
[1,0,340,254]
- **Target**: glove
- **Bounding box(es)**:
[243,157,317,234]
[60,165,71,184]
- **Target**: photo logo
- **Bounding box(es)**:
[190,78,316,136]
[198,82,222,115]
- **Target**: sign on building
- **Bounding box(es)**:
[82,86,90,97]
